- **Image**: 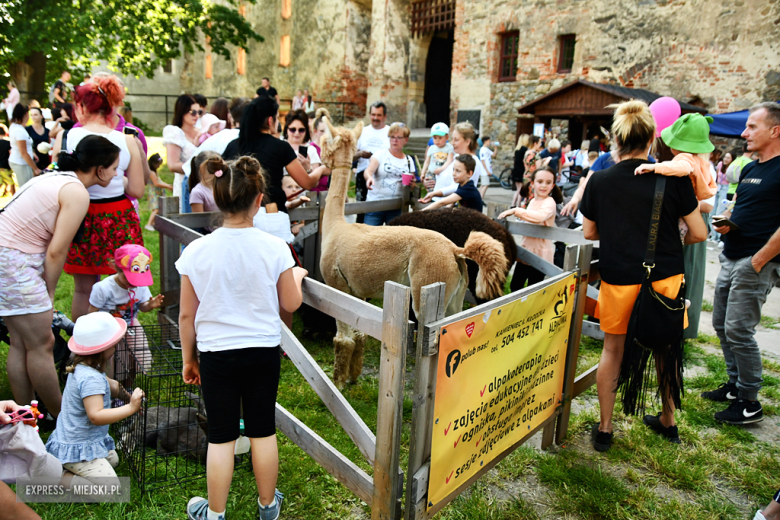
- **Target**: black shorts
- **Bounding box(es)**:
[199,346,281,444]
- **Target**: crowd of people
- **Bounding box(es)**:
[0,69,778,520]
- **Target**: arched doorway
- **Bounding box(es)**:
[424,31,454,128]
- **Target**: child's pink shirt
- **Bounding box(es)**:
[653,153,716,201]
[518,196,557,263]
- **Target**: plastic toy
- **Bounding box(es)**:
[8,400,45,431]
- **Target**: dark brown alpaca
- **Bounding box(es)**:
[387,207,517,304]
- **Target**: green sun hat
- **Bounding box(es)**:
[660,113,715,154]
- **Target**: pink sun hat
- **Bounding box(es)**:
[68,312,128,355]
[198,113,226,135]
[115,244,154,287]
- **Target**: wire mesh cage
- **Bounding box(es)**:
[111,323,209,493]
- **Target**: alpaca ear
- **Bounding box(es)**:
[353,121,363,140]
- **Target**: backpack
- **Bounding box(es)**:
[48,81,63,104]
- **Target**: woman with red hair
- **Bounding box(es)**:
[64,73,146,320]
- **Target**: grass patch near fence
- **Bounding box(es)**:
[1,171,779,518]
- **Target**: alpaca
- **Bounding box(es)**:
[318,115,508,388]
[387,207,517,305]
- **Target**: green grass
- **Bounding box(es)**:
[701,300,714,312]
[2,169,779,518]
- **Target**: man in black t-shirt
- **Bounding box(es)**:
[255,77,280,104]
[704,102,780,426]
[50,71,71,109]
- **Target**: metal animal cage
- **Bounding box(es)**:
[111,323,209,493]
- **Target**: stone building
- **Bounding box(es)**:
[113,0,779,168]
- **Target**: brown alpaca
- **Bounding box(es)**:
[318,114,508,388]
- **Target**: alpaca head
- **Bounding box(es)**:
[319,115,363,171]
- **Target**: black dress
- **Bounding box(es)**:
[512,146,527,182]
[26,125,51,170]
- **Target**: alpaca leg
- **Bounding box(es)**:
[333,320,356,389]
[348,329,366,384]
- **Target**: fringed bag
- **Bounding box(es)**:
[617,176,686,416]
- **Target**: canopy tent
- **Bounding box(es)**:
[707,110,749,137]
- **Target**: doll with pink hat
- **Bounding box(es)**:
[45,312,144,485]
[197,113,227,145]
[87,244,164,326]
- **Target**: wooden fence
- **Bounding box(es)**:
[153,190,603,520]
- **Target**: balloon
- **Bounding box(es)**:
[649,97,681,137]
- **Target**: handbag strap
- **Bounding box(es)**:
[643,176,666,273]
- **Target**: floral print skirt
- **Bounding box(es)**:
[64,196,144,276]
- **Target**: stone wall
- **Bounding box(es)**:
[453,0,780,172]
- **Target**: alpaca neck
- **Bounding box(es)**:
[323,166,351,228]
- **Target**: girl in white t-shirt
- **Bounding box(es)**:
[176,155,307,520]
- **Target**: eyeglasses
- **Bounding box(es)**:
[188,109,203,117]
[389,136,406,140]
[288,127,306,133]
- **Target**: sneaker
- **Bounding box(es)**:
[714,399,764,425]
[642,413,681,444]
[144,224,156,232]
[187,497,224,520]
[591,423,613,452]
[258,489,284,520]
[754,510,767,520]
[701,381,738,402]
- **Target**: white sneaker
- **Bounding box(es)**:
[754,510,766,520]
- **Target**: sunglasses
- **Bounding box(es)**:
[288,127,306,133]
[188,109,203,117]
[392,122,406,127]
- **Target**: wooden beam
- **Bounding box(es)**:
[505,219,595,245]
[405,283,447,520]
[292,220,319,247]
[345,198,404,215]
[581,320,604,341]
[155,215,204,246]
[372,282,411,520]
[275,403,374,505]
[167,211,219,228]
[573,364,599,398]
[280,325,377,465]
[555,244,593,445]
[302,278,385,341]
[515,245,562,278]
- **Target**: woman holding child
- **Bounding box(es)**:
[578,100,707,451]
[0,135,121,419]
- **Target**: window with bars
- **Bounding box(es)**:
[162,59,173,74]
[558,34,576,73]
[498,31,519,82]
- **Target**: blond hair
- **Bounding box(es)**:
[387,123,410,139]
[609,100,656,158]
[453,122,478,153]
[516,133,531,150]
[546,138,561,152]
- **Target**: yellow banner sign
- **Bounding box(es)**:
[427,274,576,509]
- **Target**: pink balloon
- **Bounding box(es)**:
[649,97,681,137]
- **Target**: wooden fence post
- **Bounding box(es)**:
[372,282,411,520]
[303,192,319,281]
[315,191,327,281]
[405,283,447,520]
[555,243,593,444]
[157,196,180,324]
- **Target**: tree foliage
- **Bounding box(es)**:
[0,0,262,88]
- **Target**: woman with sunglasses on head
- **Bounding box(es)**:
[283,110,328,189]
[164,95,201,209]
[64,73,146,322]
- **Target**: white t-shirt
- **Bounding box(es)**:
[366,149,413,202]
[182,128,240,178]
[175,227,295,351]
[67,127,131,199]
[9,123,33,166]
[356,125,390,173]
[89,275,152,325]
[253,208,295,244]
[283,142,321,176]
[435,153,487,199]
[426,143,454,174]
[479,146,494,174]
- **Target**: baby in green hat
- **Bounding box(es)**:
[635,113,718,242]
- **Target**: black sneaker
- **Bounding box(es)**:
[642,413,681,444]
[714,399,764,425]
[701,381,738,402]
[591,423,613,452]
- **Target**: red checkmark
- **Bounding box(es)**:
[480,384,487,397]
[454,436,460,448]
[476,434,483,447]
[446,470,454,484]
[444,421,451,436]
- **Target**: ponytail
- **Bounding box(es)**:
[189,150,220,192]
[212,156,266,215]
[57,135,120,180]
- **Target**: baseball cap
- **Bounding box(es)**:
[115,244,154,287]
[431,123,449,137]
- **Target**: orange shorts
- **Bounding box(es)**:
[594,274,688,335]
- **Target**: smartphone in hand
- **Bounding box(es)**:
[298,145,308,158]
[712,215,739,230]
